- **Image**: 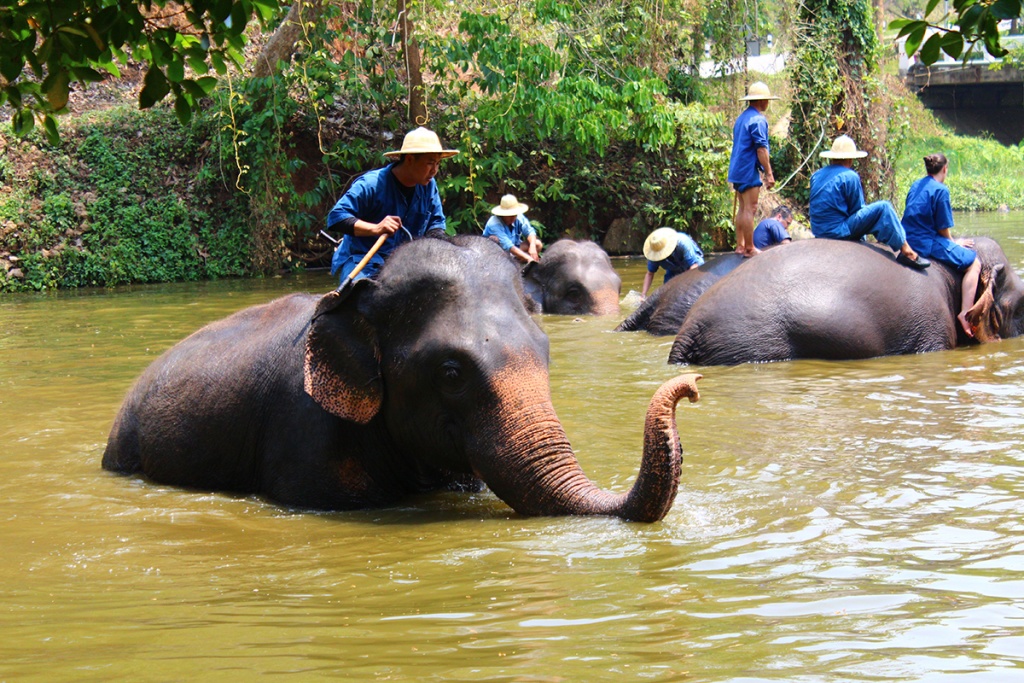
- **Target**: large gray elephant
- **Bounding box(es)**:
[522,239,622,315]
[103,236,701,522]
[615,253,746,335]
[669,237,1024,365]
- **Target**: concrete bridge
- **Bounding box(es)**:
[902,38,1024,145]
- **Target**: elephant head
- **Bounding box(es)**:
[522,240,622,315]
[305,236,699,521]
[963,238,1024,343]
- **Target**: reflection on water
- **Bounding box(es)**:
[2,214,1023,681]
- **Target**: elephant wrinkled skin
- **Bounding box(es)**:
[103,236,700,522]
[669,237,1024,366]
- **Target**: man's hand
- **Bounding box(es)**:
[374,216,402,235]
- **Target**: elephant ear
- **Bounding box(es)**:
[304,281,383,424]
[965,263,1003,342]
[521,261,543,313]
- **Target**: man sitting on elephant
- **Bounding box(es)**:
[902,152,981,337]
[327,127,459,283]
[641,227,705,299]
[809,135,930,271]
[482,194,543,263]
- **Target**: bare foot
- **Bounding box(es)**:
[958,311,975,338]
[734,246,746,256]
[743,247,762,258]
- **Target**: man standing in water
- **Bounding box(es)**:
[728,81,778,258]
[328,127,459,283]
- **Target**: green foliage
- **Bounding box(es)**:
[895,131,1024,212]
[0,105,250,292]
[781,0,903,204]
[0,0,283,142]
[890,0,1022,64]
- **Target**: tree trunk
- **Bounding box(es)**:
[251,0,324,79]
[397,0,427,126]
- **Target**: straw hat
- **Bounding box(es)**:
[819,134,868,159]
[384,127,459,159]
[739,81,779,101]
[643,227,679,262]
[491,194,529,216]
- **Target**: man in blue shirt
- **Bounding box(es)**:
[641,227,705,298]
[728,81,778,258]
[482,194,543,263]
[809,135,929,270]
[902,152,980,336]
[753,206,793,249]
[328,127,459,283]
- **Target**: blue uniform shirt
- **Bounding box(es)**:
[647,233,705,282]
[328,163,446,281]
[482,214,536,252]
[727,106,770,189]
[902,175,975,269]
[902,176,955,254]
[753,218,791,249]
[809,165,865,238]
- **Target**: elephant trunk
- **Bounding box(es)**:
[471,364,701,522]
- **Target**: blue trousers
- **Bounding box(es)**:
[841,202,907,251]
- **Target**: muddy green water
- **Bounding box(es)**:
[2,214,1024,682]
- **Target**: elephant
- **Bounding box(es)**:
[103,235,701,522]
[521,239,622,315]
[668,237,1024,366]
[615,253,746,335]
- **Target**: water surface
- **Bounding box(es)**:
[2,213,1023,681]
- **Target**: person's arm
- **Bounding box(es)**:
[641,270,655,298]
[510,245,536,263]
[525,234,542,260]
[757,147,774,190]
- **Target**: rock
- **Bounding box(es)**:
[9,268,24,279]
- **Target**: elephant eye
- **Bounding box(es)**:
[438,359,468,394]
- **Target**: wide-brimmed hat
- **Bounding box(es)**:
[820,134,868,159]
[491,194,529,216]
[739,81,779,101]
[643,227,679,262]
[384,127,459,159]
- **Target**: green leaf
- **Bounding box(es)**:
[43,114,60,145]
[42,68,70,109]
[174,94,192,125]
[196,76,218,94]
[904,25,927,58]
[166,57,185,82]
[990,0,1022,19]
[925,0,943,17]
[139,66,170,108]
[941,31,965,58]
[920,32,943,64]
[13,108,35,137]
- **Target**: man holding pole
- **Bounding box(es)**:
[728,81,778,258]
[328,127,459,284]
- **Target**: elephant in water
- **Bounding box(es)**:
[669,237,1024,366]
[103,236,701,522]
[522,239,622,315]
[615,253,746,335]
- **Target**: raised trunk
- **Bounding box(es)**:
[472,368,701,522]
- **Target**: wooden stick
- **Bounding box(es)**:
[340,233,389,288]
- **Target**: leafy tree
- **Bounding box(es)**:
[890,0,1023,64]
[0,0,282,142]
